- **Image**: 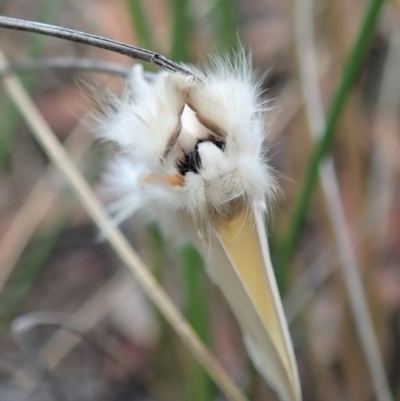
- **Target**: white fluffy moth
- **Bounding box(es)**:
[0,16,301,400]
[97,52,302,401]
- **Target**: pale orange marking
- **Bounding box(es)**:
[165,174,185,186]
[141,174,185,187]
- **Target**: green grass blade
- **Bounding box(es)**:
[275,0,386,291]
[0,0,64,176]
[170,1,212,397]
[216,0,239,52]
[181,244,214,401]
[126,0,154,50]
[170,0,193,61]
[0,106,19,173]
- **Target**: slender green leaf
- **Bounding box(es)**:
[146,224,186,399]
[126,0,154,50]
[216,0,239,52]
[181,244,214,401]
[275,0,387,291]
[170,1,212,397]
[170,0,193,61]
[0,0,64,176]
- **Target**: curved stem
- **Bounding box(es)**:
[0,16,193,76]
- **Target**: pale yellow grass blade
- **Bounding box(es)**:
[212,208,301,401]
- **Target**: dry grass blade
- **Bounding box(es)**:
[366,31,400,246]
[294,1,393,401]
[0,48,249,401]
[0,118,93,294]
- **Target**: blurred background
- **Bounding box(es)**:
[0,0,399,400]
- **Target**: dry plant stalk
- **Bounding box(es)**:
[0,48,249,401]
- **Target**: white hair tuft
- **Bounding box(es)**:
[97,52,277,225]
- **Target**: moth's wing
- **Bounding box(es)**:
[206,207,301,401]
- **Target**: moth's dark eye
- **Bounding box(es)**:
[188,148,202,173]
[178,138,225,176]
[178,149,200,175]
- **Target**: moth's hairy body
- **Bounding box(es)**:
[98,52,276,227]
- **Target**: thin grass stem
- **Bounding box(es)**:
[216,0,239,51]
[181,245,213,401]
[0,0,63,174]
[170,0,192,61]
[126,0,154,50]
